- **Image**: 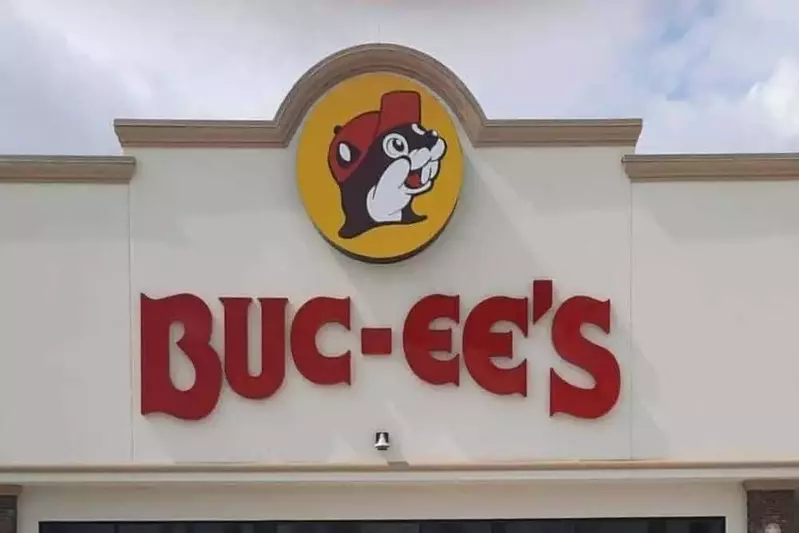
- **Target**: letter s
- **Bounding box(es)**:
[549,296,621,419]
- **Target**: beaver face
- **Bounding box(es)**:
[361,122,447,224]
[378,122,447,195]
[332,119,448,239]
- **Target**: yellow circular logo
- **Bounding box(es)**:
[296,73,463,263]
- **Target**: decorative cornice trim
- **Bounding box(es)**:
[0,156,136,184]
[114,43,643,149]
[2,460,799,485]
[2,459,799,473]
[624,153,799,182]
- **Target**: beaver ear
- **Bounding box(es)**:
[333,125,342,135]
[336,141,361,168]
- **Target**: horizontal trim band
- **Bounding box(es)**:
[0,156,136,183]
[113,120,283,148]
[4,153,799,184]
[5,459,799,473]
[624,153,799,181]
[114,118,643,149]
[2,460,799,486]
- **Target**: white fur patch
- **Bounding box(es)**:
[367,159,411,222]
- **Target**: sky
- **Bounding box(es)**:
[1,0,798,156]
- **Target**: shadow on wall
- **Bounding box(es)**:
[0,138,673,464]
[629,181,799,460]
[128,148,302,246]
[0,183,127,242]
[633,180,799,241]
[478,146,632,213]
[136,139,667,464]
[318,149,665,463]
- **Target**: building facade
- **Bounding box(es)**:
[1,43,799,533]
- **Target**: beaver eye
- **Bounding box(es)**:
[383,133,409,159]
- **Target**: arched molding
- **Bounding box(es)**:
[114,43,643,149]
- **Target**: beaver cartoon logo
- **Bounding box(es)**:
[296,73,463,264]
[328,90,448,239]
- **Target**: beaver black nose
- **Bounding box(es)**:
[423,130,439,147]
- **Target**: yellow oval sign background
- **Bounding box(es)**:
[296,73,463,263]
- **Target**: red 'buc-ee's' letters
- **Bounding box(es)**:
[220,297,288,400]
[402,294,460,386]
[140,281,622,421]
[140,293,223,420]
[290,296,352,386]
[549,296,621,419]
[462,296,529,397]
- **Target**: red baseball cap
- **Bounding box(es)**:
[327,90,422,184]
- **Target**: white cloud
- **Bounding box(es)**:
[629,0,799,152]
[748,58,799,138]
[0,0,797,154]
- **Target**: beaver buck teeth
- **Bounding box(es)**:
[404,160,440,190]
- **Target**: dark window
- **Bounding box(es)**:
[41,518,726,533]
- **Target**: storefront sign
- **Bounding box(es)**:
[139,74,621,425]
[295,73,463,263]
[140,280,621,422]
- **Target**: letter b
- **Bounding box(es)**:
[140,293,223,420]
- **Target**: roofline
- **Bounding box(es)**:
[114,43,643,149]
[0,155,136,184]
[623,153,799,181]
